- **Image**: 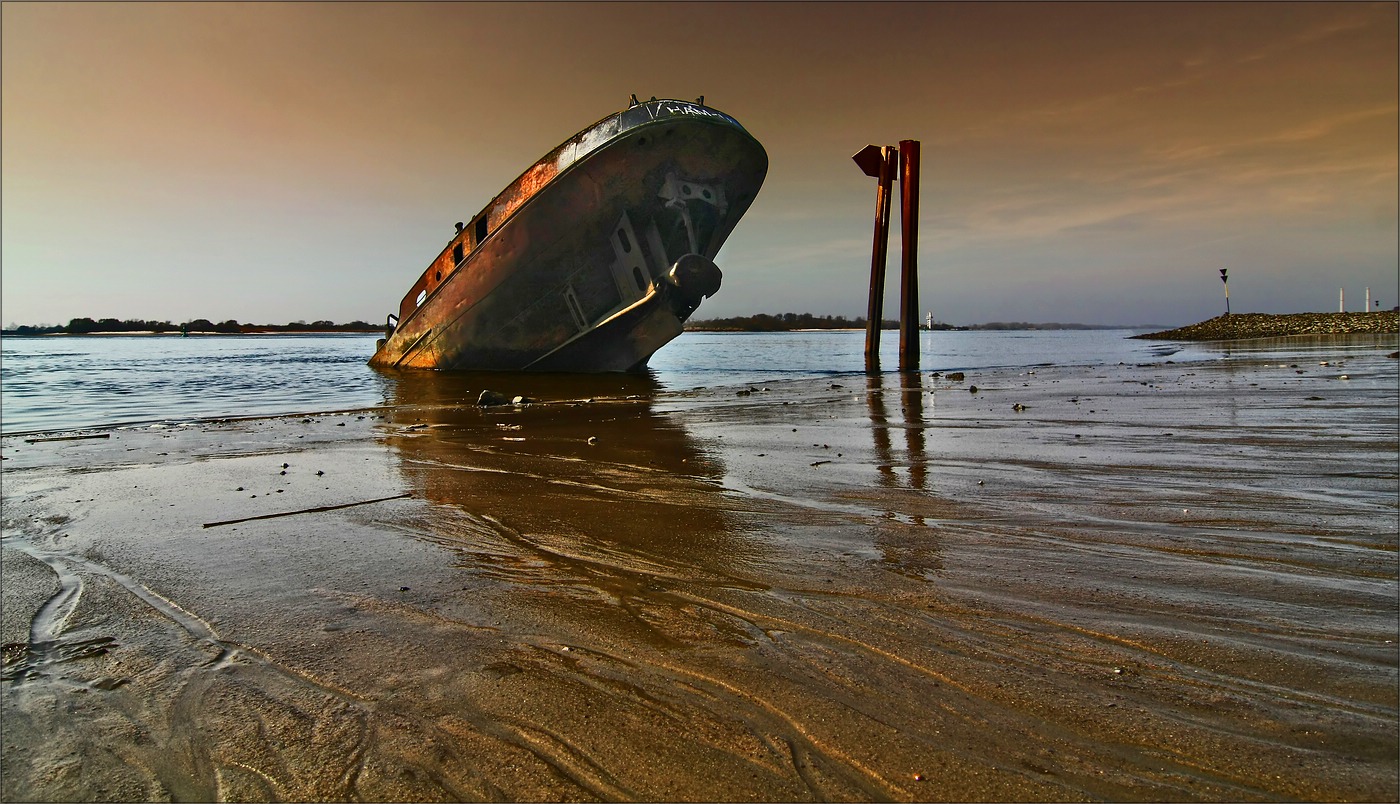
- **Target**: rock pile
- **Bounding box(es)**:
[1134,312,1399,341]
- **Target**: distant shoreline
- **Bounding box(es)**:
[684,322,1158,333]
[7,323,1148,337]
[1133,311,1399,341]
[684,324,1149,333]
[1,318,382,337]
[0,330,382,337]
[10,314,1395,340]
[681,312,1161,333]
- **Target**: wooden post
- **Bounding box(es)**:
[898,139,921,372]
[854,145,898,371]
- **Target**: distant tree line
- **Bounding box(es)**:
[685,313,902,332]
[961,322,1123,330]
[3,318,380,335]
[682,314,1137,332]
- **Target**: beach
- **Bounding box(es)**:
[2,344,1397,801]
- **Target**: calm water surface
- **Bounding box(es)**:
[0,329,1386,434]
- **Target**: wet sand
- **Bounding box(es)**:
[3,343,1397,801]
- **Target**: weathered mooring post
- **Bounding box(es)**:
[853,140,921,372]
[898,139,920,372]
[853,145,897,370]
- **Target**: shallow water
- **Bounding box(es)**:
[6,328,1392,435]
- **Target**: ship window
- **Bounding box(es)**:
[633,267,647,292]
[564,289,586,330]
[617,228,632,253]
[475,216,488,245]
[435,270,442,282]
[416,289,427,307]
[453,243,464,264]
[702,189,712,200]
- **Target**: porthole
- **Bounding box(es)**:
[617,228,632,253]
[702,189,712,200]
[435,270,442,281]
[682,184,692,196]
[637,137,647,147]
[633,266,647,292]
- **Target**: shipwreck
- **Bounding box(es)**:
[369,97,768,372]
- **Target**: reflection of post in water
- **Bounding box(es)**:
[866,375,897,486]
[901,371,927,491]
[865,372,929,492]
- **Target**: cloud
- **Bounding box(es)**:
[731,236,870,271]
[1237,12,1378,63]
[1272,104,1398,143]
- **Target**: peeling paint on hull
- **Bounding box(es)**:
[369,99,768,373]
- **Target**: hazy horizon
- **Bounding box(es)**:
[4,2,1396,329]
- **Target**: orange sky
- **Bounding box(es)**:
[3,2,1395,326]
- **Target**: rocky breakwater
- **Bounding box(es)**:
[1135,311,1399,341]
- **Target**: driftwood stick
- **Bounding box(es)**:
[24,433,111,444]
[202,492,412,529]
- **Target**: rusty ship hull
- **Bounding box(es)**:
[369,99,767,372]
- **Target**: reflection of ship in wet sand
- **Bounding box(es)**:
[370,98,767,373]
[378,372,756,604]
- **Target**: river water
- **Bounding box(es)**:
[1,329,1392,434]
